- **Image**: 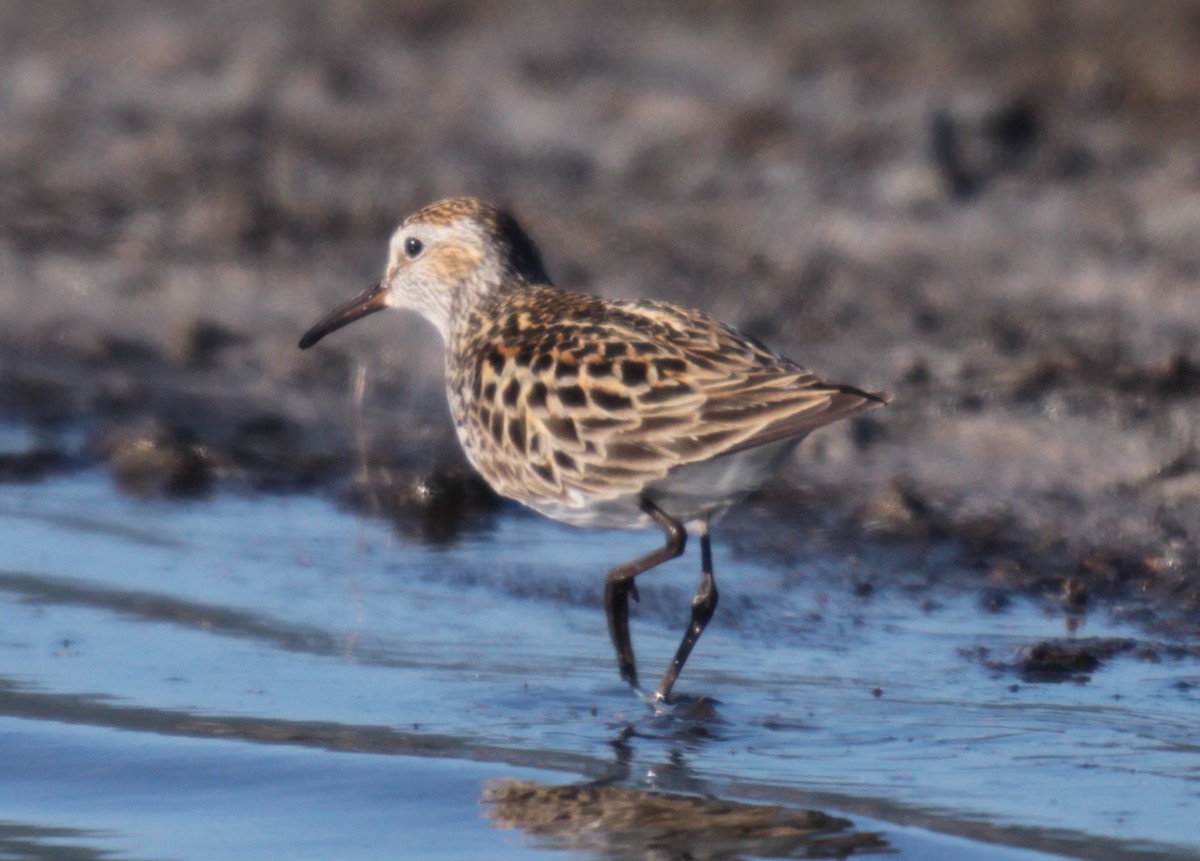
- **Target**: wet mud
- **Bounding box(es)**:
[1,1,1198,637]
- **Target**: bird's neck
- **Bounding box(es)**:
[443,277,537,344]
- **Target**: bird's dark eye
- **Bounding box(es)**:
[404,237,424,259]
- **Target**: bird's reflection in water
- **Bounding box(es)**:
[482,710,888,860]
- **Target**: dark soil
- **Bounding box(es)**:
[1,1,1197,632]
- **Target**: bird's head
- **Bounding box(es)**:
[298,197,550,349]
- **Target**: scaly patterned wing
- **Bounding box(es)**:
[617,299,891,457]
[453,288,890,507]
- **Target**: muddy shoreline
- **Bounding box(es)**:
[2,1,1198,634]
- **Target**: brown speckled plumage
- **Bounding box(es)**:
[300,197,892,704]
[448,285,885,527]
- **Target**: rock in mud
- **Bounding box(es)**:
[97,421,215,498]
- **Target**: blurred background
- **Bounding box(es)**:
[1,0,1198,622]
[3,5,1200,859]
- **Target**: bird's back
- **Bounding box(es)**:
[446,285,890,528]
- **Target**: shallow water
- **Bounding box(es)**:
[1,442,1198,859]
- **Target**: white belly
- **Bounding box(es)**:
[525,436,805,530]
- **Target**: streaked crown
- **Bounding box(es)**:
[381,197,552,338]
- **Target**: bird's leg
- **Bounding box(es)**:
[653,526,719,704]
[604,498,686,692]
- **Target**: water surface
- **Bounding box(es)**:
[1,459,1197,859]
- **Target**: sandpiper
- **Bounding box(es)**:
[299,197,892,703]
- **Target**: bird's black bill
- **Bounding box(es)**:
[298,282,388,349]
